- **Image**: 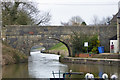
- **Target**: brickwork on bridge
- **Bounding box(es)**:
[2,25,117,55]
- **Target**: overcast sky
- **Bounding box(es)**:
[32,0,120,25]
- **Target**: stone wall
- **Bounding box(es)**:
[2,25,117,55]
[99,26,117,52]
[59,57,120,66]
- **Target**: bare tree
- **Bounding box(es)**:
[2,0,51,26]
[99,16,112,25]
[61,16,85,26]
[61,22,69,26]
[92,15,100,25]
[35,12,51,26]
[69,16,84,26]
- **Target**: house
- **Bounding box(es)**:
[110,13,117,26]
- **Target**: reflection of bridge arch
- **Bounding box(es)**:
[48,37,71,57]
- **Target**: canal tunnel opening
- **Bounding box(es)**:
[30,45,46,53]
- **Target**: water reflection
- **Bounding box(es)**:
[2,63,29,78]
[28,51,68,78]
[2,51,120,79]
[64,63,120,78]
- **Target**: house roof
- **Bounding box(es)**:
[117,9,120,18]
[109,35,117,40]
[110,13,117,25]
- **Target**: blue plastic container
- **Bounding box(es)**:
[98,46,104,53]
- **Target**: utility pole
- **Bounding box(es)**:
[117,1,120,53]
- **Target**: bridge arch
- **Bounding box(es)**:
[3,25,117,55]
[48,37,72,57]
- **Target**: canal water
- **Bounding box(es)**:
[2,51,120,79]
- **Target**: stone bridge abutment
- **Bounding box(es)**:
[2,25,117,56]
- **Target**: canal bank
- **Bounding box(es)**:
[59,57,120,66]
[2,51,120,79]
[2,42,28,66]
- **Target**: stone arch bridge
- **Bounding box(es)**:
[2,25,116,56]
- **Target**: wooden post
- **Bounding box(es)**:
[117,18,120,53]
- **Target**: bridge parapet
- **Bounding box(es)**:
[2,25,117,55]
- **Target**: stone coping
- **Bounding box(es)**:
[65,57,120,62]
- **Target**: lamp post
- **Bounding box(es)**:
[117,9,120,53]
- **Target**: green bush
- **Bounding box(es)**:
[89,35,100,54]
[70,32,100,56]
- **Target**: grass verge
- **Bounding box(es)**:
[49,42,67,51]
[48,42,68,56]
[2,42,28,65]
